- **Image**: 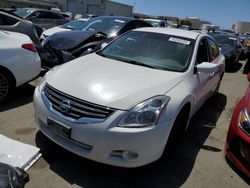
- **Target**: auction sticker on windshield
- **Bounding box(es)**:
[169,37,191,45]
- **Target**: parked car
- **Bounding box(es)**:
[38,16,152,68]
[0,30,41,102]
[143,18,168,27]
[225,73,250,177]
[209,33,243,66]
[60,12,73,21]
[40,18,89,41]
[14,8,68,29]
[34,28,225,167]
[0,10,40,44]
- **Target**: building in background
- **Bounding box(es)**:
[57,0,132,17]
[234,21,250,34]
[0,0,133,17]
[0,0,58,9]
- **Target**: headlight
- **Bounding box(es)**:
[117,96,170,128]
[238,108,250,135]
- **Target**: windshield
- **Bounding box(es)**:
[212,35,236,48]
[61,20,87,30]
[76,17,129,36]
[14,9,33,18]
[98,31,194,72]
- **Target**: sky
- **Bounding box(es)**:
[112,0,250,29]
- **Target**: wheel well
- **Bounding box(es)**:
[0,66,16,88]
[178,102,191,130]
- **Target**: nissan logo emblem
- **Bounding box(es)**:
[60,100,71,113]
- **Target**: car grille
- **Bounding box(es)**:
[44,84,114,120]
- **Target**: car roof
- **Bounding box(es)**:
[133,27,201,39]
[93,16,135,21]
[143,18,163,22]
[209,32,238,38]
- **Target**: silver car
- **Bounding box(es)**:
[0,10,39,44]
[15,8,67,29]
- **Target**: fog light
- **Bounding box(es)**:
[122,151,138,161]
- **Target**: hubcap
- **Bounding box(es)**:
[0,73,9,101]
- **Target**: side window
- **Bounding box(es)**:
[207,38,220,62]
[196,39,209,64]
[0,14,18,25]
[159,22,165,27]
[34,11,62,19]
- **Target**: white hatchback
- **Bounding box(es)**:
[0,30,41,102]
[34,28,225,167]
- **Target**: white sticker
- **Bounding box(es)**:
[229,37,236,40]
[115,19,125,23]
[169,37,191,45]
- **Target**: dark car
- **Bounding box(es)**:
[0,10,40,44]
[14,8,67,29]
[209,33,243,67]
[39,16,152,68]
[226,73,250,177]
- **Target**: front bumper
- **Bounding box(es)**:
[33,86,174,168]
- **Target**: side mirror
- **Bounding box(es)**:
[101,42,108,49]
[196,62,219,73]
[247,73,250,81]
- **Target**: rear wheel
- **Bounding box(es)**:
[0,72,12,102]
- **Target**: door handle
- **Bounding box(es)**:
[210,72,215,76]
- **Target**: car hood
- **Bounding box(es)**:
[46,53,184,110]
[45,30,97,50]
[43,27,70,37]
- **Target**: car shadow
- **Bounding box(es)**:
[35,93,227,188]
[243,58,250,74]
[225,61,242,73]
[0,84,35,112]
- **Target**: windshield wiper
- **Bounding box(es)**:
[97,54,158,69]
[124,60,158,69]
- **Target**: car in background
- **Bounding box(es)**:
[0,10,40,44]
[0,30,41,102]
[14,8,68,29]
[34,28,225,167]
[209,33,243,68]
[225,73,250,177]
[38,16,152,68]
[40,18,89,41]
[143,18,168,27]
[60,12,73,21]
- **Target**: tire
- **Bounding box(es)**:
[163,106,190,155]
[0,71,12,102]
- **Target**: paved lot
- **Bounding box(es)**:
[1,60,250,188]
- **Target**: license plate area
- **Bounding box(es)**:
[47,118,71,139]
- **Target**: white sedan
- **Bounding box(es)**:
[34,28,225,167]
[0,30,41,102]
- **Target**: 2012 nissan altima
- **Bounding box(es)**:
[33,28,225,167]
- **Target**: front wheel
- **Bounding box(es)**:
[0,72,12,102]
